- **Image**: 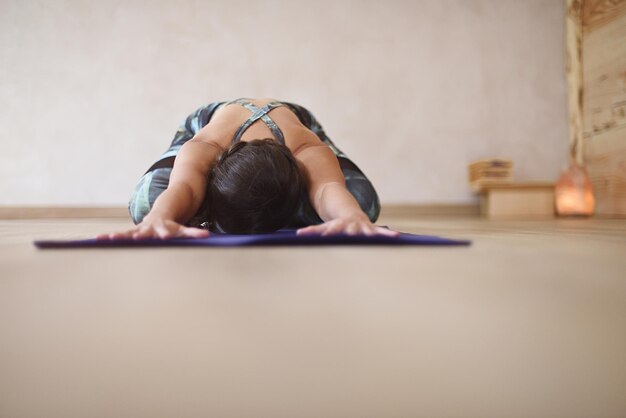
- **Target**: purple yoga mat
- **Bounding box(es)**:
[34,229,470,248]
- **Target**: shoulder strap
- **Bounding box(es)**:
[231,99,286,145]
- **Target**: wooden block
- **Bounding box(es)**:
[468,158,513,171]
[480,183,555,219]
[470,179,514,193]
[468,168,512,182]
[468,158,514,192]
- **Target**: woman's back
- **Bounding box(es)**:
[195,98,319,154]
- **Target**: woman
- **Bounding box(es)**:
[101,98,398,239]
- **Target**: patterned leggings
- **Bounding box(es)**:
[128,101,381,228]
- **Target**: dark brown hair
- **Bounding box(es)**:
[204,139,306,233]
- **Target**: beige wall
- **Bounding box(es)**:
[0,0,567,206]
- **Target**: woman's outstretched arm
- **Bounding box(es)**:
[294,143,398,237]
[98,139,221,240]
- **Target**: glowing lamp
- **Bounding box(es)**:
[555,161,595,217]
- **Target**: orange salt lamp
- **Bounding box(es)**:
[555,160,595,217]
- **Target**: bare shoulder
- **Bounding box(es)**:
[174,139,224,173]
[292,140,343,191]
[180,137,224,155]
[288,126,326,156]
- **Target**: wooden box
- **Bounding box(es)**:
[480,182,556,219]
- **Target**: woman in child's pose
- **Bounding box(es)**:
[102,98,398,239]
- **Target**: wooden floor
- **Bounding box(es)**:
[1,216,625,418]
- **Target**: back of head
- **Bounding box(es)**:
[205,139,306,233]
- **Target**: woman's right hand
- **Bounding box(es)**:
[97,218,209,240]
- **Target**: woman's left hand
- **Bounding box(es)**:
[296,214,400,237]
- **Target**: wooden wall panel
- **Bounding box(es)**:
[566,0,584,164]
[581,0,626,215]
[583,0,626,30]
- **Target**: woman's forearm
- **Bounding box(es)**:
[314,182,367,221]
[144,183,199,224]
[297,182,397,237]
